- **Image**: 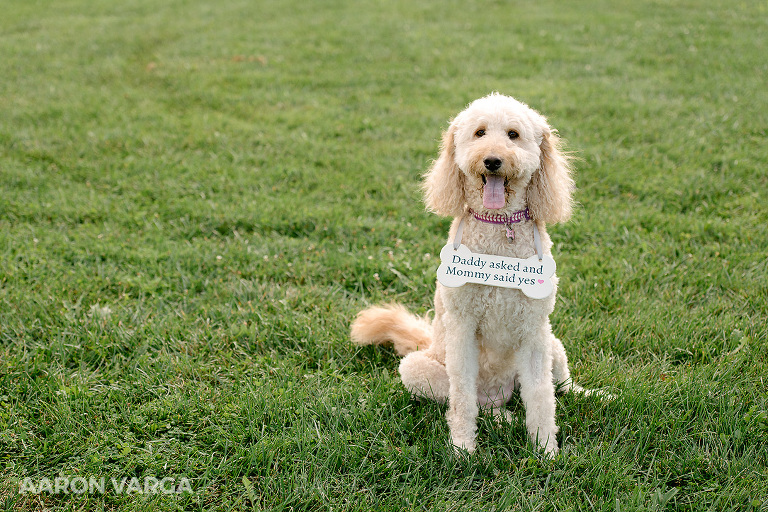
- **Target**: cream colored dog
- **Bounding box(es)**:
[351,93,591,456]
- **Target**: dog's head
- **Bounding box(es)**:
[423,93,573,224]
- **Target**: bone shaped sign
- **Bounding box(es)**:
[436,243,556,299]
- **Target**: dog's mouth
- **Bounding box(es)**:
[481,174,509,210]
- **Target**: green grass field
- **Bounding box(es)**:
[1,0,767,510]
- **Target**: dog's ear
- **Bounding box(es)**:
[423,123,466,217]
[527,128,574,224]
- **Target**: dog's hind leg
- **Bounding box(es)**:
[551,336,583,393]
[552,336,614,399]
[399,351,449,404]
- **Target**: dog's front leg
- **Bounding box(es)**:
[443,312,481,454]
[518,343,559,457]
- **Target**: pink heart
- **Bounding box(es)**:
[538,279,544,284]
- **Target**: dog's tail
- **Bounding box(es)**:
[350,305,432,356]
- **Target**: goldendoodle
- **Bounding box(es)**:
[352,93,597,456]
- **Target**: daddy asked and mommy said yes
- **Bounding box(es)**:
[436,242,556,299]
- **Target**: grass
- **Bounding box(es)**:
[1,0,767,510]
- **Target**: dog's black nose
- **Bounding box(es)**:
[483,157,502,172]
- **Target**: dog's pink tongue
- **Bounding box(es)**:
[483,175,506,209]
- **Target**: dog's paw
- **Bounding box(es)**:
[583,388,616,401]
[451,436,476,455]
[540,438,559,459]
[491,407,513,424]
[562,382,616,401]
[529,426,559,459]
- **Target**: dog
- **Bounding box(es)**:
[351,93,594,456]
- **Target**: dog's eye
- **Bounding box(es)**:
[475,129,485,138]
[508,130,519,140]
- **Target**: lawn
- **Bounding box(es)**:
[1,0,767,510]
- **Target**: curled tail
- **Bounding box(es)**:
[350,305,432,356]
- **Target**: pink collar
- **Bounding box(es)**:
[468,207,531,240]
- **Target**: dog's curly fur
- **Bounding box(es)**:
[351,93,591,456]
